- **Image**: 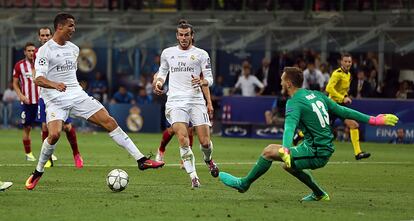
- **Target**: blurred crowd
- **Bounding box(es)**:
[1,50,413,124]
[2,0,409,11]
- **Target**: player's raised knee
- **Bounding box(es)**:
[262,144,282,158]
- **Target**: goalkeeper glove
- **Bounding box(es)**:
[368,114,399,126]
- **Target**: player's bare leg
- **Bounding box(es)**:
[196,125,219,177]
[88,108,164,170]
[173,122,200,188]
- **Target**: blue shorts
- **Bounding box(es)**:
[21,104,39,126]
[38,98,72,124]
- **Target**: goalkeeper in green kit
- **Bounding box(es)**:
[219,67,399,201]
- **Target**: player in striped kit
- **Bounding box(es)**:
[13,42,39,161]
[153,20,219,188]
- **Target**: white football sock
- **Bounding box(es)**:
[180,146,197,178]
[200,141,213,162]
[109,127,145,161]
[36,139,56,172]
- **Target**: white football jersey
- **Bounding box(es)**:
[35,39,82,103]
[158,45,213,105]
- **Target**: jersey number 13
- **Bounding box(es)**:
[311,100,330,128]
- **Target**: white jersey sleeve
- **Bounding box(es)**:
[157,49,170,82]
[34,46,49,79]
[200,50,213,87]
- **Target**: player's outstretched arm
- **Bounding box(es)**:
[35,76,66,92]
[322,92,399,126]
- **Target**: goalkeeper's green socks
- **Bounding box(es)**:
[240,156,273,187]
[291,169,325,196]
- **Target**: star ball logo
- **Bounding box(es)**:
[38,57,47,66]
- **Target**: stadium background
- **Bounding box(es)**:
[1,0,413,143]
[1,1,414,221]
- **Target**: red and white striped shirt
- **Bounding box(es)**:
[13,59,39,104]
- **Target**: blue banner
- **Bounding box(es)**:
[365,124,414,143]
[107,103,161,133]
[221,96,275,123]
[221,96,414,142]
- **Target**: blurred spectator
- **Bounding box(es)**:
[350,70,372,98]
[232,62,264,96]
[151,55,160,75]
[211,75,224,120]
[255,57,271,93]
[111,86,135,104]
[89,72,108,103]
[264,53,284,95]
[302,62,324,91]
[296,58,307,71]
[2,81,19,125]
[138,75,153,96]
[136,87,152,105]
[396,81,412,99]
[2,81,19,103]
[319,63,330,89]
[367,69,381,97]
[264,95,287,126]
[389,128,412,144]
[363,52,379,73]
[79,80,92,96]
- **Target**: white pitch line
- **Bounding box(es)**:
[0,161,412,168]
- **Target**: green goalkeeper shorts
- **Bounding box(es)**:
[288,143,332,170]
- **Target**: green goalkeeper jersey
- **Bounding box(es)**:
[282,89,371,154]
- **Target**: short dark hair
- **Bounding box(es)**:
[341,53,352,60]
[283,67,304,88]
[54,13,75,30]
[38,27,52,36]
[24,42,35,50]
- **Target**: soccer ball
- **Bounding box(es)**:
[106,169,129,192]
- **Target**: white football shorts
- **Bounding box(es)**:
[165,103,211,127]
[45,91,104,123]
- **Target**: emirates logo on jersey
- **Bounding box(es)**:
[56,60,77,72]
[38,57,47,66]
[170,61,195,73]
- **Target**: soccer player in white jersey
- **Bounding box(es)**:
[36,27,84,168]
[25,13,164,190]
[153,20,219,188]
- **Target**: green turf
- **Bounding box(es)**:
[0,128,413,221]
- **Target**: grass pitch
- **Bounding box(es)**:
[0,128,413,221]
